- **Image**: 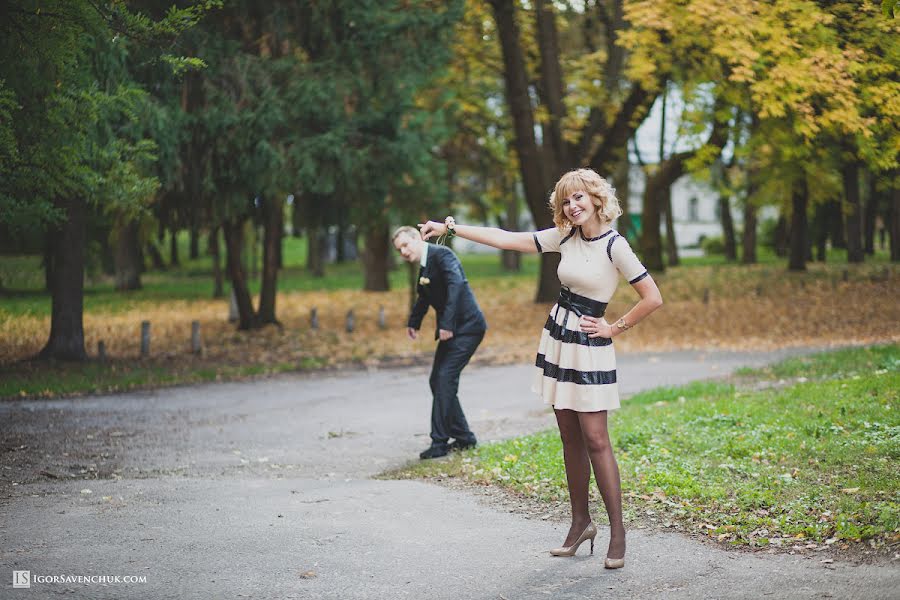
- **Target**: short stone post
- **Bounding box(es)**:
[140,321,151,357]
[191,321,202,355]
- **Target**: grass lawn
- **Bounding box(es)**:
[388,345,900,555]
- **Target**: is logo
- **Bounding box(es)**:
[13,570,31,588]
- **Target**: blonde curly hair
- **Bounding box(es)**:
[548,168,622,230]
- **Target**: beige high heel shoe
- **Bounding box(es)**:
[604,557,625,569]
[550,523,597,557]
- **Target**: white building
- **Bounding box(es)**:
[623,166,727,256]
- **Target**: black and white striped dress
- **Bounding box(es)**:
[531,226,649,412]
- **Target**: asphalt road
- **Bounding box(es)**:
[1,349,897,599]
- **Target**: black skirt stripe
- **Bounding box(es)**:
[535,353,617,385]
[629,271,649,284]
[544,315,613,347]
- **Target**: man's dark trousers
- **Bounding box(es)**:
[429,331,484,446]
[406,243,487,449]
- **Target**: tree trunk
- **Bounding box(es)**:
[189,229,199,260]
[189,223,200,260]
[210,226,224,298]
[39,197,88,361]
[828,199,846,249]
[304,195,326,277]
[843,161,864,263]
[890,182,900,262]
[501,188,521,272]
[641,170,665,272]
[742,200,757,264]
[812,201,828,262]
[307,227,325,277]
[145,241,166,271]
[534,0,569,178]
[774,215,788,257]
[169,226,180,266]
[258,196,283,325]
[640,97,727,270]
[614,156,631,239]
[336,204,347,264]
[788,176,809,272]
[719,195,737,261]
[664,186,679,267]
[489,0,557,302]
[863,172,876,255]
[362,223,390,292]
[223,218,259,330]
[114,220,142,291]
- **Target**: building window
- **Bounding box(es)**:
[688,197,699,222]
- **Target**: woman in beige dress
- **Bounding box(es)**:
[419,168,663,569]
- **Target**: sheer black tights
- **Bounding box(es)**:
[554,408,626,559]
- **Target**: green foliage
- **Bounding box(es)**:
[0,1,214,239]
[700,235,725,256]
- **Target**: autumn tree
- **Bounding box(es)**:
[485,0,661,300]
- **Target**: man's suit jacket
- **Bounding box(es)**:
[408,244,487,340]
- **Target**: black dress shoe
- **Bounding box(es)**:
[449,439,477,452]
[419,445,449,460]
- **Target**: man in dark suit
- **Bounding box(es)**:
[392,226,487,459]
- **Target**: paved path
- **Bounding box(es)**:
[1,350,897,599]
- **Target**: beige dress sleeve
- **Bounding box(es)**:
[609,235,649,284]
[533,227,572,254]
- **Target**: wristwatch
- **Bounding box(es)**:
[615,317,631,331]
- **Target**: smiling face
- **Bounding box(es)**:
[561,190,598,227]
[549,168,621,230]
[393,231,423,264]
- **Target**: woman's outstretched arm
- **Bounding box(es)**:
[418,220,538,253]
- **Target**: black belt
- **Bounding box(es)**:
[554,286,607,328]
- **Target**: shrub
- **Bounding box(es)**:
[702,236,725,255]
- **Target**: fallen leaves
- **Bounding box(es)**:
[1,263,898,394]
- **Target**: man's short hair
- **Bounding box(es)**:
[391,225,421,243]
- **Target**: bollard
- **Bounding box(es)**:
[191,321,202,355]
[378,306,386,329]
[702,288,710,304]
[98,341,106,361]
[310,307,319,330]
[346,309,354,333]
[140,321,151,357]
